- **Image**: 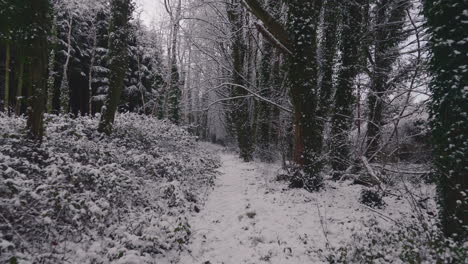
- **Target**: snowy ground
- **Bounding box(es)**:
[176,147,430,264]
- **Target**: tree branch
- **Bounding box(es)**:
[255,22,292,55]
[242,0,292,52]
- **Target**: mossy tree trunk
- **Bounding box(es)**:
[330,0,366,177]
[366,0,409,161]
[424,0,467,240]
[287,0,324,191]
[227,0,253,162]
[46,15,57,113]
[59,15,73,114]
[15,53,25,115]
[98,0,133,135]
[4,43,11,113]
[255,0,281,162]
[166,0,182,124]
[317,0,339,126]
[26,0,51,140]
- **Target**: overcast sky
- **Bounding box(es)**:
[134,0,166,26]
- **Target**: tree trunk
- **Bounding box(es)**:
[366,0,408,161]
[15,55,25,116]
[167,0,182,124]
[98,0,132,135]
[186,44,193,124]
[317,0,339,121]
[4,43,11,113]
[424,0,468,240]
[26,0,50,140]
[227,0,253,162]
[287,0,323,190]
[89,21,97,116]
[60,15,73,114]
[46,15,57,113]
[330,0,365,177]
[256,0,281,162]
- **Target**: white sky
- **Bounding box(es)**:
[134,0,166,26]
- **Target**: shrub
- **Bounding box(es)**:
[359,188,386,209]
[326,221,467,264]
[0,113,220,263]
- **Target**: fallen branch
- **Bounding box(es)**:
[373,164,431,175]
[361,156,384,190]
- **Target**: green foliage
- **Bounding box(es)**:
[0,0,50,45]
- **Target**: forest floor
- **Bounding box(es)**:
[177,145,432,264]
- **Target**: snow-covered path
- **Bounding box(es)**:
[179,151,332,264]
[177,148,416,264]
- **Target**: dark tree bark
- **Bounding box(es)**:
[4,43,10,113]
[256,0,281,162]
[244,0,325,190]
[167,0,182,124]
[317,0,340,122]
[424,0,468,240]
[46,15,57,113]
[26,0,51,140]
[98,0,133,135]
[15,54,25,115]
[366,0,409,160]
[287,0,323,190]
[330,0,366,176]
[227,0,253,162]
[242,0,291,51]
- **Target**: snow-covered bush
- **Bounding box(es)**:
[359,188,386,209]
[326,221,467,264]
[0,113,219,263]
[276,162,324,191]
[380,116,431,163]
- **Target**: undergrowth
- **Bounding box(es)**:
[0,113,220,263]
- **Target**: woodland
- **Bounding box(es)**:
[0,0,467,263]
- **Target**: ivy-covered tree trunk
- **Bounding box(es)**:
[256,0,280,162]
[91,9,110,115]
[15,54,25,115]
[366,0,409,161]
[27,0,51,140]
[227,0,253,162]
[330,0,365,177]
[4,43,11,113]
[98,0,132,135]
[317,0,339,124]
[88,21,97,116]
[167,0,182,124]
[59,15,73,114]
[46,14,57,113]
[424,0,467,240]
[287,0,323,190]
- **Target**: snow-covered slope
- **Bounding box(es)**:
[0,113,220,263]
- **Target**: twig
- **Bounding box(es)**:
[359,204,398,224]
